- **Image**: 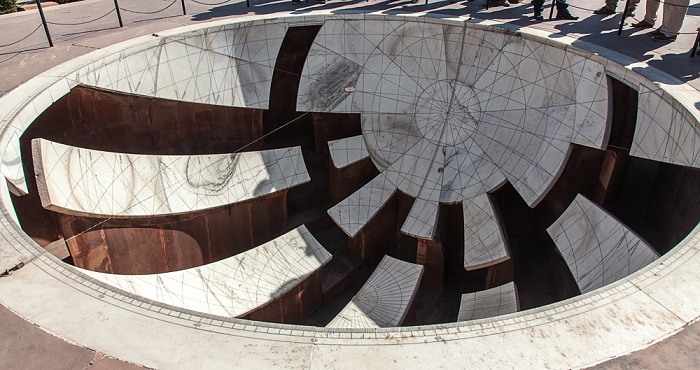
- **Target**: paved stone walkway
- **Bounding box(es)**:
[0,0,698,368]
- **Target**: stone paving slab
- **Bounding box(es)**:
[0,304,147,370]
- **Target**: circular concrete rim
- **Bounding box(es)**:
[1,12,699,369]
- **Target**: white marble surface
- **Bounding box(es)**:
[631,81,700,167]
[457,282,519,321]
[312,19,609,247]
[547,194,659,293]
[326,255,423,328]
[0,18,308,199]
[80,225,331,318]
[0,76,75,197]
[463,193,509,270]
[2,13,700,370]
[328,135,370,169]
[70,21,287,109]
[33,138,309,217]
[328,171,398,237]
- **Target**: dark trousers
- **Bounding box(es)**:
[533,0,571,14]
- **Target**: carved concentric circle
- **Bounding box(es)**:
[415,80,480,146]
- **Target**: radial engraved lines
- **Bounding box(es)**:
[32,139,310,218]
[326,255,423,329]
[547,194,659,293]
[306,19,608,264]
[81,226,331,318]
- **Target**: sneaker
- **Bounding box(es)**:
[499,0,510,6]
[534,14,544,20]
[556,12,579,20]
[624,10,635,17]
[648,29,663,36]
[652,33,677,42]
[631,20,654,28]
[593,5,615,14]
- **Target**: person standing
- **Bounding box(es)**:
[648,0,690,41]
[630,0,661,28]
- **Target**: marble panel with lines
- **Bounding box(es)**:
[32,138,309,217]
[547,194,659,293]
[457,282,519,321]
[326,255,423,328]
[80,226,331,318]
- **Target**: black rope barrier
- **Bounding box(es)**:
[120,0,178,14]
[47,8,116,26]
[0,24,43,48]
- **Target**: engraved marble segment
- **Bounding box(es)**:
[457,282,519,321]
[79,226,331,318]
[463,194,509,270]
[547,194,659,293]
[32,138,309,217]
[328,135,369,169]
[326,255,423,328]
[327,171,398,237]
[631,82,700,168]
[73,21,288,109]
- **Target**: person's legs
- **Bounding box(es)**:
[604,0,618,9]
[555,0,579,18]
[594,0,617,12]
[658,0,690,37]
[643,0,661,23]
[533,0,545,18]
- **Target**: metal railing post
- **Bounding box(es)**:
[35,0,53,47]
[181,0,187,15]
[690,29,700,58]
[549,0,556,19]
[618,0,631,35]
[113,0,124,27]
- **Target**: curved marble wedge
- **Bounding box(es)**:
[328,135,370,169]
[631,80,700,167]
[73,21,288,109]
[463,194,509,270]
[547,194,659,294]
[457,282,519,321]
[80,226,331,318]
[326,255,423,329]
[32,138,310,218]
[328,171,398,237]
